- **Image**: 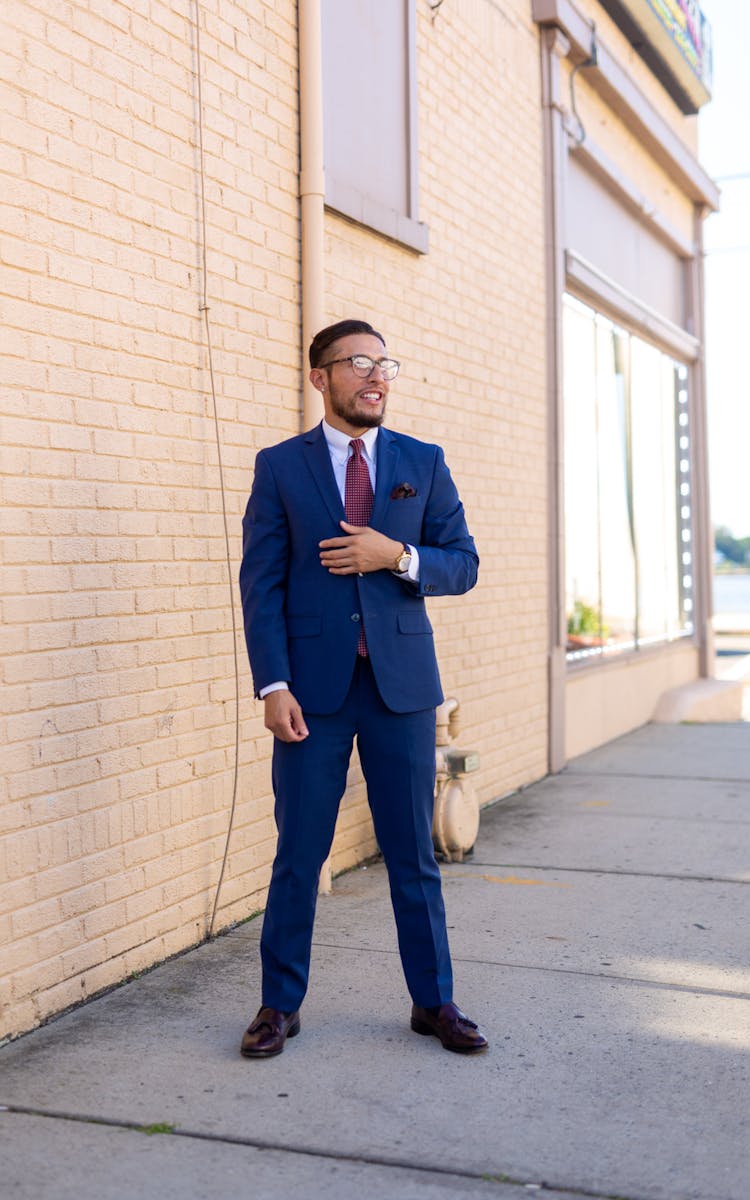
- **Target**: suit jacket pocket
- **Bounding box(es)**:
[287,615,321,637]
[397,611,433,635]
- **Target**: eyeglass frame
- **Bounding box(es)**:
[318,354,400,381]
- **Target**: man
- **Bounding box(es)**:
[238,318,487,1056]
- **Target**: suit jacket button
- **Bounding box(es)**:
[351,613,360,622]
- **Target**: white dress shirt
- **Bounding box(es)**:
[260,422,419,698]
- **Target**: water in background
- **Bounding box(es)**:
[713,573,750,616]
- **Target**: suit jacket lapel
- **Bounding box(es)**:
[371,427,400,530]
[302,423,345,527]
[302,423,401,531]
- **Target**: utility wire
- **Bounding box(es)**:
[193,0,242,941]
[568,23,598,146]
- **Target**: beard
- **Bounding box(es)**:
[329,391,386,429]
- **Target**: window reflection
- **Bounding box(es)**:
[596,318,636,654]
[564,299,601,656]
[631,340,671,645]
[563,295,693,662]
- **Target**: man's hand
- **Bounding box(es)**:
[319,522,403,575]
[264,690,309,742]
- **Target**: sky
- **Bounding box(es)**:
[698,0,750,539]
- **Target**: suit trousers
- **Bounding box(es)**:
[260,656,454,1012]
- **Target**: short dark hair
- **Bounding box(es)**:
[308,319,386,369]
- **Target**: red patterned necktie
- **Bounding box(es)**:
[345,438,374,656]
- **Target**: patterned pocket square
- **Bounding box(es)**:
[391,482,417,499]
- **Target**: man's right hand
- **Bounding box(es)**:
[264,689,309,742]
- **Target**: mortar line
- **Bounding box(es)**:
[0,1103,658,1200]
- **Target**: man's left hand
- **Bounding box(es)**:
[319,522,403,575]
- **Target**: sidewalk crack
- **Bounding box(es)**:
[0,1104,660,1200]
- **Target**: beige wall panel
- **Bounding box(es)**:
[565,643,699,760]
[562,62,696,242]
[566,155,687,325]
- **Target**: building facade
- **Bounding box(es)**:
[1,0,716,1038]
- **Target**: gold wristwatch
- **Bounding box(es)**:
[394,543,412,574]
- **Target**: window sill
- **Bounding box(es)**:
[325,182,428,255]
[565,631,696,673]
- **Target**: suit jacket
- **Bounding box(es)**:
[239,422,478,714]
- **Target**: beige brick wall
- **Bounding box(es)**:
[1,0,301,1037]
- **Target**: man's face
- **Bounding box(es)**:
[311,333,391,435]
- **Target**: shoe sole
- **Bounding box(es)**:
[410,1016,488,1053]
[240,1017,301,1058]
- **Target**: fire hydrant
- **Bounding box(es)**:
[432,698,480,863]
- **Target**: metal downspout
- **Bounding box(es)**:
[540,26,571,773]
[689,207,715,677]
[298,0,331,892]
[299,0,326,430]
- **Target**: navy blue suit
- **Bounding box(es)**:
[239,422,478,1011]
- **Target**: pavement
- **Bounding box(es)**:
[2,721,749,1200]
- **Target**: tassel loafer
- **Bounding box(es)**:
[240,1006,301,1058]
[411,1002,488,1053]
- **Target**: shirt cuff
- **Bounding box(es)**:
[259,681,289,698]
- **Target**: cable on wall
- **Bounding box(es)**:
[568,22,598,146]
[193,0,242,941]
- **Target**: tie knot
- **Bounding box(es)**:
[349,438,364,459]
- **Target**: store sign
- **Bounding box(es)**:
[645,0,712,89]
[605,0,712,109]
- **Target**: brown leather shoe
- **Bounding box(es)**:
[240,1006,301,1058]
[411,1002,488,1053]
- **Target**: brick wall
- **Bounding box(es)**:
[1,0,301,1037]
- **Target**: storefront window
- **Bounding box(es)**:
[563,295,693,662]
[596,318,637,654]
[563,298,600,656]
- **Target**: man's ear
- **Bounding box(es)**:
[310,368,326,393]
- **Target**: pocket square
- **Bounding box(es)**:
[391,482,417,499]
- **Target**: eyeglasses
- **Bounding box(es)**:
[319,354,400,381]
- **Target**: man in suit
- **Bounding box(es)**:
[238,318,487,1057]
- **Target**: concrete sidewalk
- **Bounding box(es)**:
[2,722,749,1200]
